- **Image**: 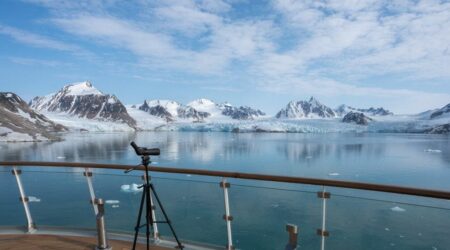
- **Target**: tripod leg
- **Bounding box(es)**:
[132,186,147,250]
[145,184,151,250]
[150,183,184,249]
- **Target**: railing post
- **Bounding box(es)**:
[84,168,98,215]
[285,224,298,250]
[220,178,234,250]
[317,186,330,250]
[95,198,111,250]
[12,167,36,232]
[143,174,159,241]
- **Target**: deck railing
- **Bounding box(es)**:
[1,161,450,250]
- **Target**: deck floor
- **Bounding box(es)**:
[0,234,172,250]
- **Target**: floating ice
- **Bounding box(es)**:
[56,156,66,159]
[105,200,120,204]
[112,205,120,208]
[425,149,442,153]
[391,206,406,212]
[385,228,390,231]
[120,183,143,193]
[186,174,192,177]
[328,173,340,176]
[28,196,41,202]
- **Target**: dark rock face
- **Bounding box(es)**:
[427,123,450,134]
[276,97,336,119]
[30,82,136,129]
[222,106,265,120]
[0,92,66,140]
[342,111,373,125]
[430,104,450,119]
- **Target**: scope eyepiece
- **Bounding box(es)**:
[130,141,160,156]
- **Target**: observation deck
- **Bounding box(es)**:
[1,161,449,249]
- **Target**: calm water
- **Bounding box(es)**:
[1,132,449,249]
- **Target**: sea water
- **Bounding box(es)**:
[0,132,449,249]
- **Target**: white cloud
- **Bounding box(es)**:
[0,24,79,51]
[9,56,68,67]
[14,0,450,112]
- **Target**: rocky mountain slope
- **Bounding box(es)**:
[0,92,66,141]
[276,97,336,119]
[342,112,373,125]
[30,81,136,130]
[430,103,450,119]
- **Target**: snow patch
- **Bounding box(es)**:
[65,81,102,96]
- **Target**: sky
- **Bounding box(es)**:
[0,0,449,115]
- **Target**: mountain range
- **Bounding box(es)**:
[1,81,449,141]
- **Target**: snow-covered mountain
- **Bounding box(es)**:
[0,92,66,141]
[430,103,450,119]
[30,81,136,131]
[138,100,209,122]
[134,98,265,123]
[187,98,266,121]
[276,97,336,119]
[335,105,393,117]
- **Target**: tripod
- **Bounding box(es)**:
[126,142,183,250]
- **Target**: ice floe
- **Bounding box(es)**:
[390,206,406,212]
[328,172,340,176]
[424,149,442,153]
[105,200,120,204]
[28,196,41,202]
[120,183,143,193]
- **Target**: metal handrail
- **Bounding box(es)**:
[1,161,450,200]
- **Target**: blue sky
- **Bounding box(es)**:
[0,0,449,114]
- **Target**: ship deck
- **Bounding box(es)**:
[0,234,171,250]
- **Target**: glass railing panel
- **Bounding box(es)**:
[151,175,227,247]
[93,172,227,247]
[228,180,322,250]
[0,167,26,226]
[326,190,450,250]
[16,169,95,229]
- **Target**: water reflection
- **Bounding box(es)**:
[0,132,449,187]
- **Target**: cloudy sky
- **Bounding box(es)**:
[0,0,449,114]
